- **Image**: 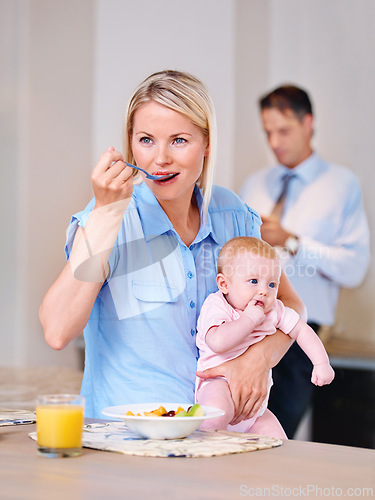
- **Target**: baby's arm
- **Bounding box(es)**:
[288,319,335,386]
[205,300,265,354]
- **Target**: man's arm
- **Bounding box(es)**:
[261,177,370,288]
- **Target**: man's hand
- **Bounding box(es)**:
[260,215,290,247]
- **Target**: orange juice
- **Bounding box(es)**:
[36,404,84,448]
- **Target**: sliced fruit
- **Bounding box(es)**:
[125,404,204,418]
[187,403,204,417]
[175,410,189,417]
[162,410,176,417]
[144,405,167,417]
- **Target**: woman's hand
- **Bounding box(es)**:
[196,347,270,425]
[91,147,134,208]
[196,331,293,424]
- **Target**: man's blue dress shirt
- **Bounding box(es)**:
[239,153,370,326]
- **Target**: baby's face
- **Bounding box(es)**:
[221,252,281,313]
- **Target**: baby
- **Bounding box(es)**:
[195,236,334,438]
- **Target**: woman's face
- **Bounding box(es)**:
[131,101,209,204]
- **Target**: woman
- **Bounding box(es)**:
[40,70,304,420]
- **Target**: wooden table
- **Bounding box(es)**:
[1,422,374,500]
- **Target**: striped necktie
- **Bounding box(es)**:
[270,173,296,219]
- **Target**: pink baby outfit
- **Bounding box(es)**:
[196,291,299,431]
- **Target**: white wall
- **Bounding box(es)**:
[0,0,94,368]
[0,0,20,364]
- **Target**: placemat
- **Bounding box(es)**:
[0,409,36,426]
[30,421,283,458]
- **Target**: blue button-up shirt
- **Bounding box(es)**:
[239,153,370,325]
[65,183,261,417]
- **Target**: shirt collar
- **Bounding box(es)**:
[134,182,217,245]
[133,183,172,241]
[276,152,325,185]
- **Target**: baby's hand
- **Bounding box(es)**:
[243,299,266,327]
[311,364,335,386]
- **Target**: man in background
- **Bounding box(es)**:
[239,85,370,438]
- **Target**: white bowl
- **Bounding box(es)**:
[101,402,225,440]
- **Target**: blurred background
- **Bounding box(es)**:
[1,0,374,444]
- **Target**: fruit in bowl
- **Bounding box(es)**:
[101,403,224,440]
[126,403,205,418]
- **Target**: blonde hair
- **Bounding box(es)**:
[122,70,217,219]
[217,237,279,276]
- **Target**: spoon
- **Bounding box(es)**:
[124,162,176,181]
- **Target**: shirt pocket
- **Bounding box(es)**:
[131,280,178,303]
[108,256,185,320]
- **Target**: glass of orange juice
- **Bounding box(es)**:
[36,394,85,458]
